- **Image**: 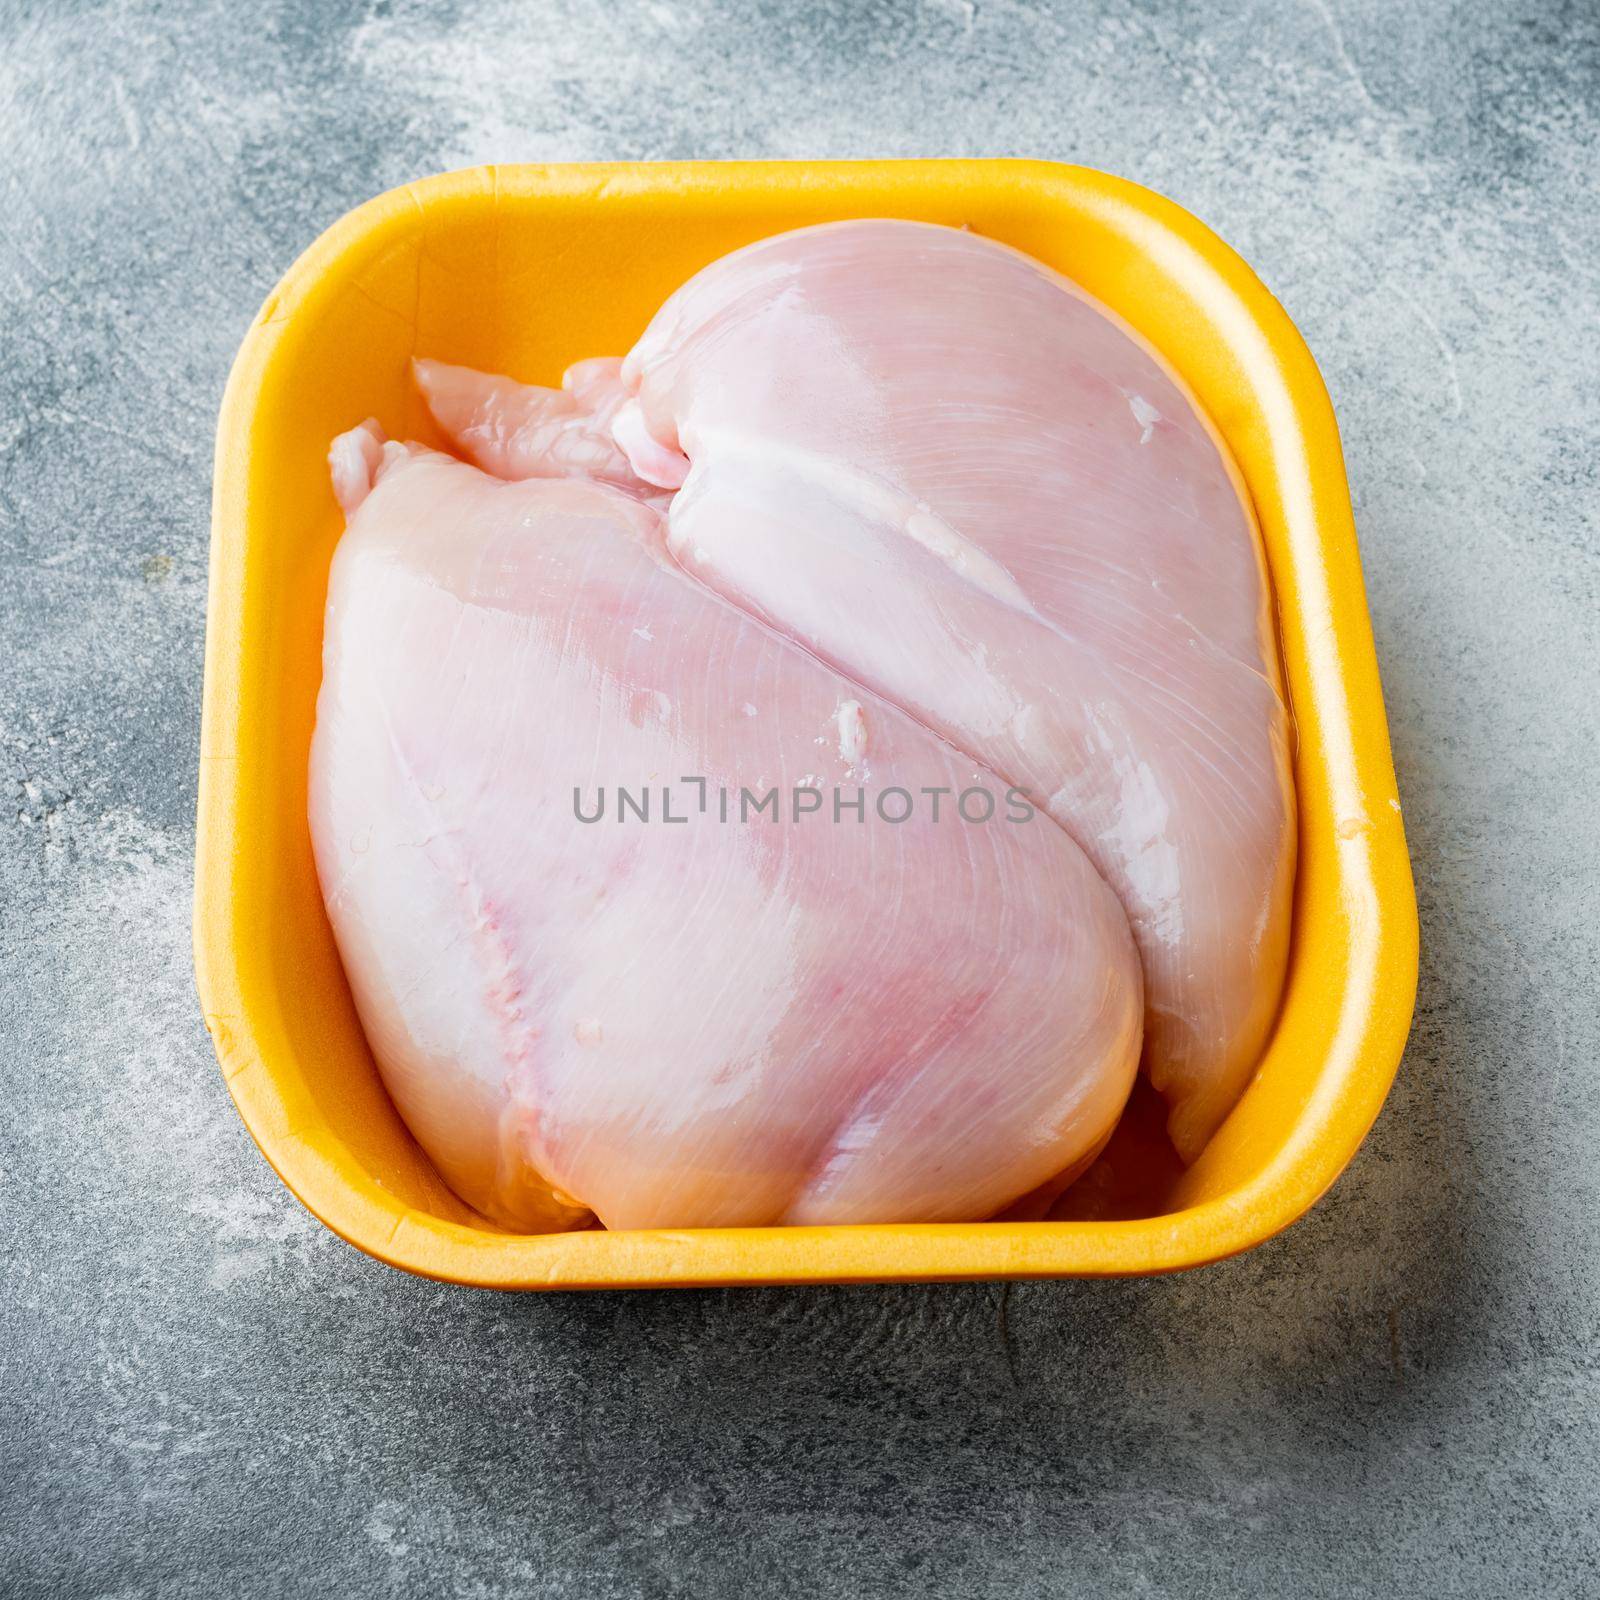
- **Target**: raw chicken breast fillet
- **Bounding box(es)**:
[312,423,1143,1230]
[416,220,1296,1161]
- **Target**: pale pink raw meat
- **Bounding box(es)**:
[411,355,662,502]
[311,421,1142,1229]
[419,221,1295,1161]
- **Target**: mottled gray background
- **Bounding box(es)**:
[2,0,1596,1594]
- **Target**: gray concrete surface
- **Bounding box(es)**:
[2,0,1596,1594]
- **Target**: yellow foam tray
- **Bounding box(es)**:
[195,161,1417,1288]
